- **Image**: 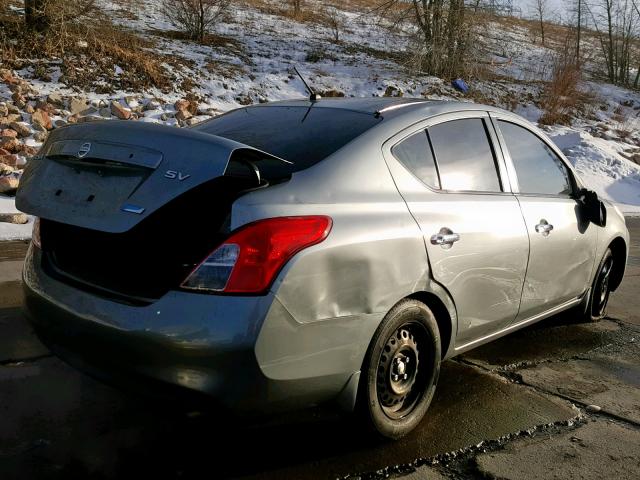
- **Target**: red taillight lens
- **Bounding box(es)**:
[181,216,332,294]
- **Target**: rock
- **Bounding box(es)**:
[6,104,20,115]
[20,145,38,156]
[0,68,17,84]
[110,101,131,120]
[0,174,19,194]
[125,96,139,108]
[69,97,91,115]
[0,103,8,117]
[0,137,21,153]
[383,85,403,97]
[319,89,345,97]
[33,131,48,143]
[9,121,31,138]
[174,99,190,112]
[99,107,112,118]
[0,129,18,138]
[25,104,35,114]
[0,114,22,127]
[160,113,169,121]
[31,109,52,130]
[144,99,162,111]
[0,154,18,167]
[0,213,28,224]
[79,106,99,117]
[586,404,602,413]
[34,100,54,113]
[54,119,68,128]
[31,122,46,132]
[47,92,65,107]
[175,109,192,122]
[11,91,26,108]
[77,115,102,123]
[185,117,200,126]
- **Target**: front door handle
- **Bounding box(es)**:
[535,219,554,237]
[431,228,460,249]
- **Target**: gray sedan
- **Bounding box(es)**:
[17,98,629,439]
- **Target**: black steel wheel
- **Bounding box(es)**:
[359,299,441,440]
[591,249,614,319]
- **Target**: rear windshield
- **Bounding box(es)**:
[194,106,382,172]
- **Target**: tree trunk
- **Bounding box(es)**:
[199,0,205,42]
[25,0,49,31]
[576,0,581,64]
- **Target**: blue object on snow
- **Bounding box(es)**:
[451,78,469,93]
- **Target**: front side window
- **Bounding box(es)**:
[498,121,572,196]
[428,119,501,192]
[391,130,440,189]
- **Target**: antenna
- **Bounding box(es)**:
[293,66,321,102]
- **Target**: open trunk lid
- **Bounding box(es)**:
[17,120,290,302]
[17,120,284,234]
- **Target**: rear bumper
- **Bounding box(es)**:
[22,245,285,414]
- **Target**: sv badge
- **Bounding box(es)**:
[164,170,191,181]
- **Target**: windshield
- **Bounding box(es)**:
[194,105,382,172]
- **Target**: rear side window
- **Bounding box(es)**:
[391,130,439,189]
[498,121,572,196]
[428,119,501,192]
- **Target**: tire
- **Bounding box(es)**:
[578,248,614,322]
[358,299,441,440]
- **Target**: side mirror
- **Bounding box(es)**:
[576,188,607,227]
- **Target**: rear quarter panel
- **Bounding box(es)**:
[232,130,456,384]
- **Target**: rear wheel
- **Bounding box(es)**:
[359,299,441,440]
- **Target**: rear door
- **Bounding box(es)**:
[492,116,598,320]
[384,112,530,347]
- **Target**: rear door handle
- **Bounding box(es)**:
[535,219,554,236]
[431,228,460,249]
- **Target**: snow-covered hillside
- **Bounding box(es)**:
[1,0,639,239]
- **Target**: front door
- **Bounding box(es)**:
[493,118,598,320]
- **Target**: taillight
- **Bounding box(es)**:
[181,216,332,294]
[32,217,41,248]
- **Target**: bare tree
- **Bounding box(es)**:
[160,0,231,42]
[585,0,638,86]
[24,0,97,32]
[290,0,302,17]
[325,5,343,42]
[378,0,480,79]
[532,0,549,46]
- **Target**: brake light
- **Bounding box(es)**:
[181,216,332,294]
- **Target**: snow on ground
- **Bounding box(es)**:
[0,195,33,240]
[1,0,640,239]
[550,128,640,215]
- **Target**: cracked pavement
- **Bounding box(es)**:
[0,218,639,480]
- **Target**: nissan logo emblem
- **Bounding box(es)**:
[77,142,92,158]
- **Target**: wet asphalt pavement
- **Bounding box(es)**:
[1,219,639,480]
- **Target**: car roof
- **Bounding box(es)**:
[251,97,510,119]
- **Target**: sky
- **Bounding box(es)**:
[514,0,568,17]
